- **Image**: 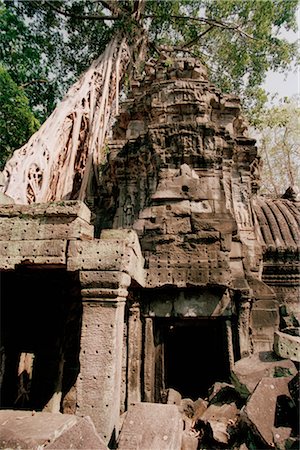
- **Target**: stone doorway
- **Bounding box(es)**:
[0,267,82,412]
[158,318,231,400]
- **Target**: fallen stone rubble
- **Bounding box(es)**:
[0,352,298,449]
[0,410,108,449]
[159,351,299,450]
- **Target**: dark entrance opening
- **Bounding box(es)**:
[163,318,230,400]
[0,267,82,411]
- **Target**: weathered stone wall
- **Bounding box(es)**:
[96,57,284,358]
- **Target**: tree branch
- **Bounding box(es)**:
[44,1,119,21]
[21,79,48,88]
[180,25,215,49]
[145,14,257,40]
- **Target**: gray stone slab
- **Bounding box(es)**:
[243,377,291,447]
[117,403,183,450]
[0,410,77,449]
[45,416,108,449]
[0,410,107,450]
[231,351,297,398]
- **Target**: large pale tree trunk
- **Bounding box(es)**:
[1,36,131,204]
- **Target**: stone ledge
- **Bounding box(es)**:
[0,200,91,222]
[0,217,93,241]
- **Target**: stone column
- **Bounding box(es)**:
[238,296,252,358]
[144,317,155,403]
[76,271,131,444]
[225,320,234,371]
[127,301,142,406]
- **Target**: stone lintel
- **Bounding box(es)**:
[0,239,67,270]
[145,266,231,289]
[0,200,91,223]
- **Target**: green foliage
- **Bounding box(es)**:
[0,0,299,169]
[0,1,56,121]
[149,0,299,111]
[253,98,300,196]
[0,65,40,169]
[3,0,298,115]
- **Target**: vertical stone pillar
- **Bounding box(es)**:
[144,317,155,403]
[76,271,131,444]
[238,296,252,358]
[127,301,142,406]
[225,320,234,371]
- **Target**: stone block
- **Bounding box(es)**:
[208,382,242,406]
[186,268,209,286]
[193,398,208,422]
[272,427,292,450]
[208,268,231,287]
[243,377,292,447]
[181,430,199,450]
[0,239,67,269]
[144,219,166,234]
[67,234,145,287]
[288,373,300,407]
[280,302,300,328]
[179,398,195,419]
[0,200,91,222]
[126,120,146,140]
[167,201,191,216]
[251,300,279,328]
[0,217,94,241]
[145,268,173,288]
[166,217,191,234]
[45,416,107,449]
[164,388,182,405]
[196,403,239,445]
[0,410,77,449]
[231,352,297,398]
[229,241,243,258]
[79,271,131,290]
[117,403,183,450]
[171,268,188,287]
[190,200,213,213]
[274,331,300,362]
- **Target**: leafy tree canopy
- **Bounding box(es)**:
[3,0,299,113]
[253,98,300,196]
[0,65,40,169]
[0,0,299,169]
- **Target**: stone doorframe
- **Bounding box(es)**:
[126,287,237,406]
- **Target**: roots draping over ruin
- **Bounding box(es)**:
[1,36,130,204]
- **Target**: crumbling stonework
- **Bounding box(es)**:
[0,57,299,447]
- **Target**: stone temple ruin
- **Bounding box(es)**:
[0,58,299,449]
